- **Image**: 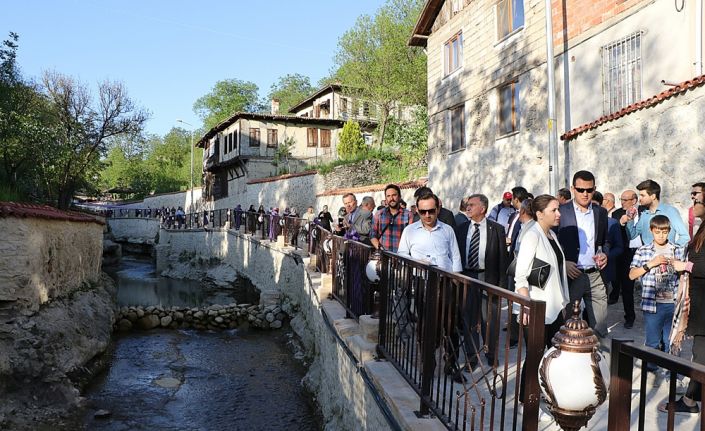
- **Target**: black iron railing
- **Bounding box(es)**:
[609,338,705,430]
[376,251,546,431]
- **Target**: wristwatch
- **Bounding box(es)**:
[642,263,650,272]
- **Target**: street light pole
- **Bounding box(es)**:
[176,119,195,215]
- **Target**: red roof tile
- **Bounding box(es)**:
[561,74,705,141]
[0,202,104,225]
[316,178,428,197]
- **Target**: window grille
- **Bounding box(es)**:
[602,31,643,114]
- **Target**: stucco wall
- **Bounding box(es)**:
[0,217,103,312]
[121,188,203,212]
[564,82,705,217]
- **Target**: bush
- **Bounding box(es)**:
[337,120,367,160]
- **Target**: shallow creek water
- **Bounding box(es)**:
[77,255,320,430]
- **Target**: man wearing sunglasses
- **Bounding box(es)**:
[397,192,462,273]
[555,170,611,337]
[690,182,705,238]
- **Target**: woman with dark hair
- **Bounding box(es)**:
[514,194,569,420]
[661,199,705,414]
[246,205,256,234]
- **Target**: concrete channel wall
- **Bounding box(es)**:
[108,218,161,245]
[155,228,446,431]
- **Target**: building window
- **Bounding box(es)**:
[341,98,348,114]
[320,129,331,148]
[499,82,520,136]
[267,129,278,148]
[229,132,233,153]
[307,128,318,147]
[448,105,465,152]
[362,101,370,117]
[249,128,260,147]
[497,0,524,40]
[602,31,642,115]
[444,32,463,76]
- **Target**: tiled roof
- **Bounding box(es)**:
[561,74,705,141]
[246,170,318,185]
[0,202,105,225]
[316,178,428,197]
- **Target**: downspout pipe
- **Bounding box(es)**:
[544,0,559,194]
[697,0,703,75]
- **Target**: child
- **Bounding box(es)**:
[629,215,686,383]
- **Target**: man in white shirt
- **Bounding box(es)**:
[397,193,462,272]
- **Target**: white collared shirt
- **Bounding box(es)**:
[466,217,487,270]
[397,220,462,272]
[573,202,596,268]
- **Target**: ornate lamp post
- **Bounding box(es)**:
[539,301,609,430]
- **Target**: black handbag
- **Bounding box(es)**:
[506,256,551,289]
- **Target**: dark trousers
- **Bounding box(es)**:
[686,335,705,401]
[519,313,565,403]
[459,270,499,367]
[610,248,636,323]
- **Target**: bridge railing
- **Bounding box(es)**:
[376,251,546,431]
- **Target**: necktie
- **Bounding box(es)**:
[468,223,480,270]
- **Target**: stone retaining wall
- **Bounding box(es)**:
[155,227,445,430]
[107,217,160,245]
[114,303,286,331]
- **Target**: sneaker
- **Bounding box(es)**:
[624,320,634,329]
[658,397,699,414]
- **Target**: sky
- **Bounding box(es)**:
[1,0,387,136]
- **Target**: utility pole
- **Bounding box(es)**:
[176,119,195,214]
[544,0,559,194]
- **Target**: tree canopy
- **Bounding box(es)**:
[193,78,262,130]
[267,73,314,114]
[332,0,427,145]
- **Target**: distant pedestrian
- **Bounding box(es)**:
[488,191,516,232]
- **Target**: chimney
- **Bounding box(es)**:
[271,98,280,115]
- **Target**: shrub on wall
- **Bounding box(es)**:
[337,120,366,160]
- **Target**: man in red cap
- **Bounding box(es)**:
[488,191,516,232]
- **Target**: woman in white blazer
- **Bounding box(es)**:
[515,194,570,406]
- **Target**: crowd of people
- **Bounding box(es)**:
[322,172,704,417]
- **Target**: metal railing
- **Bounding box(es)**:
[608,338,705,430]
[376,251,547,431]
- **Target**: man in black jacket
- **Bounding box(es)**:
[609,189,640,328]
[413,186,456,228]
[555,170,610,336]
[454,194,509,375]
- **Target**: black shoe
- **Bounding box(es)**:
[607,298,618,305]
[624,321,634,329]
[658,397,699,414]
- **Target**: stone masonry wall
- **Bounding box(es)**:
[0,217,103,312]
[564,83,705,217]
[107,218,161,245]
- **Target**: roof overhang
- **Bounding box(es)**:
[409,0,446,47]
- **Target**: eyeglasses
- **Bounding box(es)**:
[417,208,437,215]
[620,197,635,201]
[574,187,595,194]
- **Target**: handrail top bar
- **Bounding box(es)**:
[381,250,539,307]
[615,338,705,381]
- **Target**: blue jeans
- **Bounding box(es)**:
[643,302,675,372]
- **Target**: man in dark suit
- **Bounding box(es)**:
[554,170,611,336]
[455,194,509,374]
[609,189,640,328]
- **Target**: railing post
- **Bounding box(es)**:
[419,269,439,416]
[608,338,634,431]
[377,253,389,350]
[521,299,545,431]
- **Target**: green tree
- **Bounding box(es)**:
[40,71,149,208]
[273,136,295,174]
[193,79,261,130]
[267,73,314,114]
[337,121,366,160]
[0,32,54,197]
[333,0,427,147]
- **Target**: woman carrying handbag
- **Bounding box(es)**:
[514,194,570,420]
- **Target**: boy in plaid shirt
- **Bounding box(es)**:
[630,215,686,376]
